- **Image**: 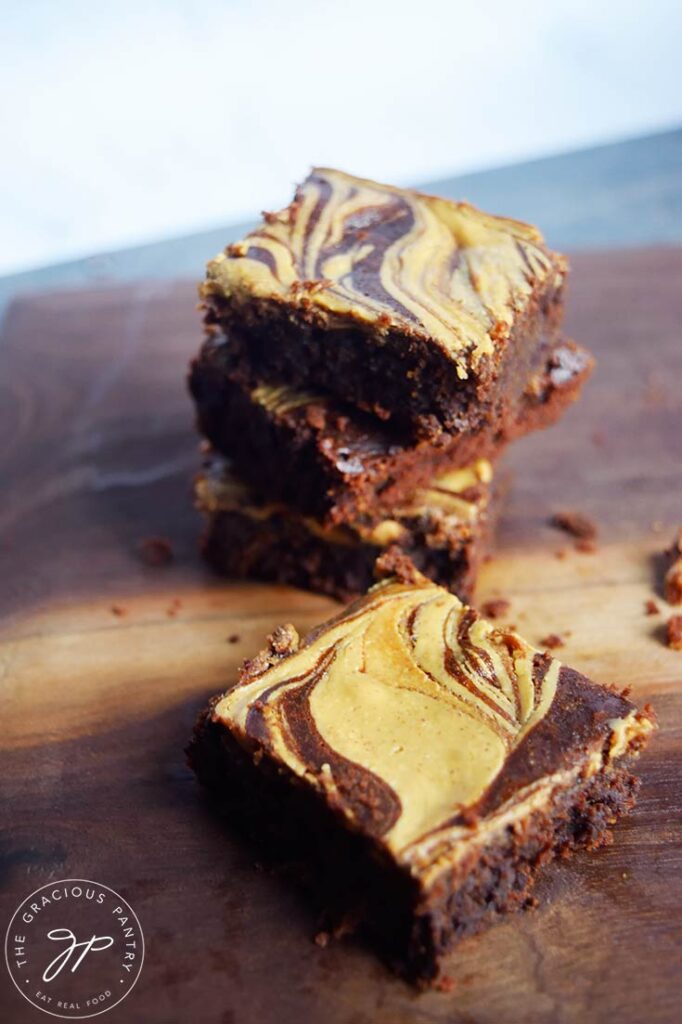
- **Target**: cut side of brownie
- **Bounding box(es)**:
[188,571,655,985]
[195,454,495,602]
[200,168,569,435]
[189,331,592,526]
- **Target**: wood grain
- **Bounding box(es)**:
[1,250,682,1023]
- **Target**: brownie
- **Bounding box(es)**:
[195,453,496,602]
[189,331,592,526]
[188,569,655,985]
[200,168,568,436]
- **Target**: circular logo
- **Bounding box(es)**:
[5,879,144,1019]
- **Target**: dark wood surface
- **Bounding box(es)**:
[1,250,682,1023]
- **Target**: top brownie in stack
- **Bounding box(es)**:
[200,167,568,438]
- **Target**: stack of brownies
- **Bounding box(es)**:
[189,168,594,600]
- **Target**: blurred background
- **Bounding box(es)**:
[2,0,682,275]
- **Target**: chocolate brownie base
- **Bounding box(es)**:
[196,456,496,602]
[190,334,592,526]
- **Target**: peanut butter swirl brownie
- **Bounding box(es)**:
[189,331,592,525]
[195,454,495,601]
[200,169,568,434]
[188,571,655,984]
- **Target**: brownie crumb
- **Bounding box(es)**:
[644,599,660,616]
[575,538,597,554]
[481,599,511,619]
[314,931,330,948]
[269,624,300,656]
[554,549,567,560]
[664,529,682,605]
[227,634,240,644]
[374,547,422,586]
[138,536,174,567]
[435,975,457,993]
[550,510,597,541]
[110,604,127,617]
[666,615,682,650]
[539,633,565,650]
[166,598,182,617]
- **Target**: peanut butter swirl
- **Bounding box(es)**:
[203,168,564,378]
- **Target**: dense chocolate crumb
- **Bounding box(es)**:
[539,633,565,650]
[166,598,182,617]
[664,529,682,605]
[550,510,597,541]
[110,604,127,617]
[666,615,682,650]
[575,538,597,554]
[644,599,660,616]
[138,536,174,567]
[227,634,240,644]
[481,599,511,619]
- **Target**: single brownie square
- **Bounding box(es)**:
[189,331,592,526]
[195,452,496,602]
[188,567,655,985]
[200,168,568,435]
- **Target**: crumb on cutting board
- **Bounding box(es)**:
[550,510,598,541]
[664,529,682,605]
[481,599,511,619]
[539,633,565,650]
[666,615,682,651]
[138,536,174,567]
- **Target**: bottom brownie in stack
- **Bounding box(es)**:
[195,453,496,602]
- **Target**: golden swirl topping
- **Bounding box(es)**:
[214,576,563,856]
[203,168,563,377]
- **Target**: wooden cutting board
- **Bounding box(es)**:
[1,249,681,1024]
